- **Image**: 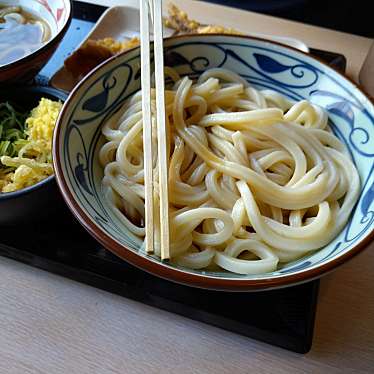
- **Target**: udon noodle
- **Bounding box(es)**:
[99,67,360,275]
[0,5,51,66]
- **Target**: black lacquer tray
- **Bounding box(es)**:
[0,0,347,354]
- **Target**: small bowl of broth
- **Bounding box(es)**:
[0,0,72,84]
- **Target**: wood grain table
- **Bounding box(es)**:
[1,1,373,373]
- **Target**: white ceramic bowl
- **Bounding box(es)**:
[53,35,374,291]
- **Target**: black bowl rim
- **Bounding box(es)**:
[0,85,69,100]
[0,85,67,201]
[0,0,73,72]
[53,33,374,291]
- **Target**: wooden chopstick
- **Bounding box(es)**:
[140,0,154,254]
[152,0,170,260]
[140,0,170,260]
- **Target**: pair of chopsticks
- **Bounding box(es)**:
[140,0,170,260]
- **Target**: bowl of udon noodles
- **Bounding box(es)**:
[53,34,374,291]
[0,0,72,84]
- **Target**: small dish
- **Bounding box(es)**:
[50,5,309,92]
[0,0,72,84]
[53,34,374,291]
[0,86,67,225]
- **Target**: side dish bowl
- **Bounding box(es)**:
[0,0,72,84]
[53,34,374,291]
[0,85,67,225]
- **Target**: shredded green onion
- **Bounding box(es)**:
[0,102,29,163]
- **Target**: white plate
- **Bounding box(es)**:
[50,5,309,91]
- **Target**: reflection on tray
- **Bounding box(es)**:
[0,201,319,354]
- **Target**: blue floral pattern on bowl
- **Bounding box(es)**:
[55,35,374,285]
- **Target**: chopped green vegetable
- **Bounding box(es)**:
[0,102,29,163]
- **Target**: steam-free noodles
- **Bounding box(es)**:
[99,68,360,275]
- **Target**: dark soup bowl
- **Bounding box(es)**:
[0,85,67,225]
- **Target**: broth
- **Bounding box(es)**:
[0,5,51,66]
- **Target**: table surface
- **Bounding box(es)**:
[1,1,373,373]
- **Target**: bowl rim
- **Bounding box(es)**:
[53,33,374,291]
[0,174,55,200]
[0,85,67,200]
[0,0,73,72]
